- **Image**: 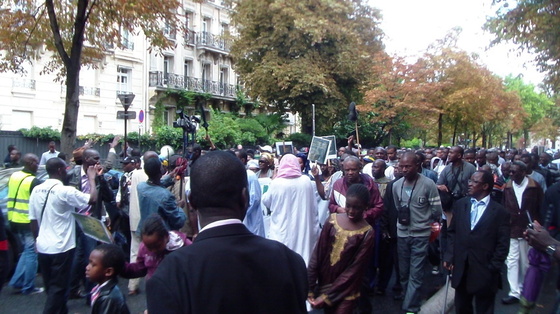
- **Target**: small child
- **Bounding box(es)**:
[308,183,375,314]
[121,213,190,281]
[86,244,130,314]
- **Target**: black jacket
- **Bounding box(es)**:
[444,197,510,294]
[91,278,130,314]
[147,223,308,314]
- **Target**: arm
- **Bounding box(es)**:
[30,220,39,239]
[121,246,148,278]
[525,221,560,261]
[160,193,187,231]
[311,165,326,200]
[364,181,384,224]
[328,181,345,213]
[86,166,99,204]
[489,208,511,271]
[428,182,443,222]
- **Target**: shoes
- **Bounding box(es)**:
[22,287,44,295]
[501,296,520,305]
[431,265,440,275]
[128,289,140,296]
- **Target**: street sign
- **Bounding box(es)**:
[139,110,144,123]
[117,111,136,119]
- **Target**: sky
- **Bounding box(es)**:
[369,0,545,87]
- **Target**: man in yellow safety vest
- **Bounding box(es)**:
[7,153,43,295]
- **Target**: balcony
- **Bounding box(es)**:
[12,78,36,90]
[196,31,231,54]
[149,71,237,100]
[184,29,196,46]
[61,85,101,97]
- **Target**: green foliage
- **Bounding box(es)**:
[152,90,212,129]
[19,126,61,141]
[77,133,115,144]
[127,132,156,149]
[237,118,267,145]
[287,133,312,149]
[402,138,422,149]
[230,0,384,133]
[504,75,554,132]
[485,0,560,92]
[154,126,183,150]
[253,113,287,139]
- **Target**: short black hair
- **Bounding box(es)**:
[142,214,169,238]
[94,244,126,277]
[346,183,370,205]
[235,149,247,161]
[452,146,464,157]
[190,151,247,210]
[45,157,66,176]
[144,157,162,180]
[464,149,476,155]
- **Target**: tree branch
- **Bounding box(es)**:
[22,4,47,57]
[45,0,70,67]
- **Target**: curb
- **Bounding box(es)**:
[422,281,455,314]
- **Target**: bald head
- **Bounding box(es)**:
[22,153,39,174]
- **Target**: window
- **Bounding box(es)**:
[202,63,211,92]
[117,67,131,94]
[219,68,228,95]
[121,28,134,50]
[201,18,211,45]
[163,57,172,85]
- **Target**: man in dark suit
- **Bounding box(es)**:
[444,170,511,314]
[146,151,308,314]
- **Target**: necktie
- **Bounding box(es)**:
[470,199,485,229]
[90,284,101,305]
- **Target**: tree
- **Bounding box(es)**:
[229,0,383,135]
[504,75,555,147]
[485,0,560,92]
[0,0,182,156]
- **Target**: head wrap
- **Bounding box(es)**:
[276,154,302,179]
[260,152,274,165]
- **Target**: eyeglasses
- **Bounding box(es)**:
[258,160,267,164]
[468,179,483,184]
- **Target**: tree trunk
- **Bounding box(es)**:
[472,132,477,148]
[482,132,487,148]
[60,64,81,158]
[452,121,458,146]
[523,129,529,149]
[437,113,443,147]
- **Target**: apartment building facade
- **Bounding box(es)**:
[0,0,244,136]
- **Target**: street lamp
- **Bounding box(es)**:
[118,93,135,158]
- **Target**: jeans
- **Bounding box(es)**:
[70,225,96,295]
[39,249,75,314]
[398,236,429,313]
[9,228,37,294]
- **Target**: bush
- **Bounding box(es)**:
[287,133,312,149]
[19,126,61,141]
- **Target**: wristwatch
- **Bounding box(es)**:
[546,244,557,256]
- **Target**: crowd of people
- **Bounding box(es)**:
[1,137,560,314]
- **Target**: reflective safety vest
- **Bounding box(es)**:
[7,171,34,224]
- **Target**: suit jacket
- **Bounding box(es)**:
[444,197,510,294]
[146,223,308,314]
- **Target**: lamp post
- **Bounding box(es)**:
[117,93,135,158]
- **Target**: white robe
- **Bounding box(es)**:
[262,175,319,266]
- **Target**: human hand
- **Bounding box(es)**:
[86,165,98,179]
[177,199,186,208]
[310,295,326,308]
[311,164,319,177]
[437,185,449,192]
[443,261,453,271]
[525,220,557,252]
[347,135,354,145]
[110,136,121,149]
[337,207,346,214]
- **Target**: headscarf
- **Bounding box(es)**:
[276,154,302,179]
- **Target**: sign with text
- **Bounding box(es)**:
[308,136,331,164]
[116,111,136,120]
[275,141,294,155]
[72,213,113,244]
[321,135,337,160]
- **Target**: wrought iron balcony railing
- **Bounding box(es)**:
[149,71,237,99]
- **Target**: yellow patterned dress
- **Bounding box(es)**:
[308,213,375,314]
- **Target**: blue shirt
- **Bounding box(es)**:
[136,181,187,235]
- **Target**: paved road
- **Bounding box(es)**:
[0,263,446,314]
